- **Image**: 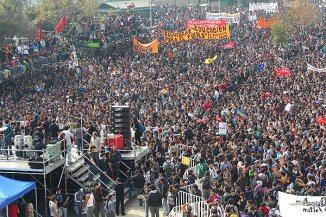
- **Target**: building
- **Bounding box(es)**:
[99,0,156,15]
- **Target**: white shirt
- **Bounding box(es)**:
[49,201,56,217]
[90,136,101,152]
[63,130,74,146]
[86,193,94,208]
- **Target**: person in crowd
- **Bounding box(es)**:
[49,195,59,217]
[84,188,95,217]
[90,131,101,154]
[105,194,115,217]
[94,183,108,217]
[8,201,19,217]
[42,117,51,144]
[49,119,60,142]
[114,178,126,216]
[3,120,13,155]
[110,145,121,179]
[62,126,74,165]
[74,123,84,155]
[74,188,84,217]
[35,138,46,156]
[56,189,69,217]
[147,185,162,217]
[128,170,146,205]
[87,145,99,183]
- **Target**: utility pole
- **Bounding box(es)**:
[150,0,152,28]
[219,0,221,13]
[174,0,177,21]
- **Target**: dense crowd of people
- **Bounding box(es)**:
[0,2,325,217]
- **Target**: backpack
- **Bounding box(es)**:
[255,210,265,217]
[138,123,145,133]
[165,162,174,174]
[202,178,211,190]
[269,208,278,217]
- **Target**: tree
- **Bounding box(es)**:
[271,0,321,44]
[0,0,34,40]
[33,0,99,31]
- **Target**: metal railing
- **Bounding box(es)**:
[169,191,212,217]
[183,165,198,179]
[68,146,117,187]
[0,140,65,170]
[170,201,211,217]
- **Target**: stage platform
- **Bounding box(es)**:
[0,145,150,175]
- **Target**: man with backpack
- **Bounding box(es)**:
[256,203,269,217]
[163,159,174,180]
[147,185,162,217]
[201,172,212,200]
[134,119,145,145]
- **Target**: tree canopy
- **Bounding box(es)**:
[0,0,99,41]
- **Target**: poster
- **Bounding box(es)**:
[218,122,227,135]
[249,3,278,13]
[206,12,241,24]
[257,17,278,28]
[186,19,226,29]
[279,192,326,217]
[133,38,158,54]
[307,64,326,72]
[163,25,230,43]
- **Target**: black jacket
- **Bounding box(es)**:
[147,190,162,207]
[114,183,125,199]
[131,174,145,189]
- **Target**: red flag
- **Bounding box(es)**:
[274,67,290,77]
[128,3,135,9]
[38,20,42,42]
[224,41,234,49]
[56,15,67,33]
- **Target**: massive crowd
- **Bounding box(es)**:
[0,2,325,217]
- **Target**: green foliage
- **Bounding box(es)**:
[271,22,289,44]
[0,0,34,41]
[35,0,99,26]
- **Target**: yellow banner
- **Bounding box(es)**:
[163,25,230,43]
[133,38,158,54]
[181,156,190,166]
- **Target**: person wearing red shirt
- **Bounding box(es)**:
[8,202,19,217]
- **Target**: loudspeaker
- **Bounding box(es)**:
[111,105,131,146]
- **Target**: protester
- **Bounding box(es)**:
[114,178,126,216]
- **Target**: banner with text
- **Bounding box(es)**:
[307,64,326,72]
[249,3,278,13]
[133,38,158,54]
[279,192,326,217]
[218,122,227,135]
[186,19,226,29]
[163,25,230,43]
[257,17,278,28]
[206,12,240,24]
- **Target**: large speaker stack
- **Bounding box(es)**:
[111,105,131,147]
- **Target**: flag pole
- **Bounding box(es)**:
[150,0,152,28]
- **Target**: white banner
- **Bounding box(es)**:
[218,122,227,135]
[279,192,326,217]
[307,64,326,72]
[249,3,278,13]
[206,12,240,24]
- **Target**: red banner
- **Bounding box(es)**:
[224,41,234,49]
[274,67,290,77]
[186,19,226,29]
[38,20,42,42]
[56,15,67,33]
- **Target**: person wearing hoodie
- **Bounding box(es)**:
[147,185,162,217]
[256,203,269,217]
